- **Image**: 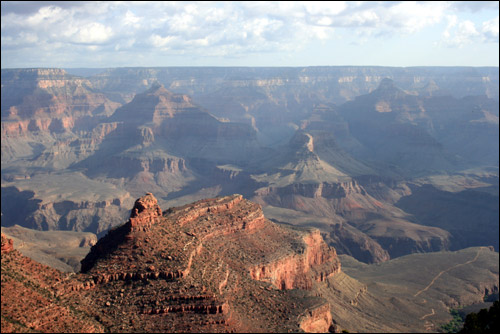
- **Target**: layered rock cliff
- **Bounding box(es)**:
[1,233,103,333]
[2,66,497,269]
[2,193,343,332]
[2,193,498,333]
[1,68,119,140]
[249,229,341,290]
[75,193,341,332]
[1,68,121,168]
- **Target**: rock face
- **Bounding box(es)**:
[299,302,334,333]
[127,192,162,232]
[2,194,499,333]
[1,234,103,333]
[249,229,340,290]
[2,67,498,267]
[75,193,341,332]
[1,233,14,253]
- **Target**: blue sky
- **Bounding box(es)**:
[1,1,498,68]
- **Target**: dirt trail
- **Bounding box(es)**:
[414,248,486,331]
[414,247,484,298]
[420,308,435,320]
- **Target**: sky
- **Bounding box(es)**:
[1,1,499,68]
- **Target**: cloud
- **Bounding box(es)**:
[449,1,499,13]
[70,22,114,45]
[1,1,498,67]
[482,16,499,43]
[441,15,499,47]
[0,1,87,15]
[123,10,141,27]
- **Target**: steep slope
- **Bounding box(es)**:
[1,233,103,333]
[107,83,263,163]
[2,194,497,333]
[252,129,451,263]
[1,68,120,167]
[77,84,264,199]
[337,78,499,176]
[76,193,340,332]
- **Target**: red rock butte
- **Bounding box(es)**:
[2,193,341,333]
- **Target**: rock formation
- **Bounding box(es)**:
[2,66,498,266]
[1,234,103,333]
[2,193,498,333]
[2,193,343,332]
[72,193,341,332]
[127,192,162,232]
[1,233,14,253]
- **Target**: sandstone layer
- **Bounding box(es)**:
[2,193,498,333]
[2,67,498,267]
[2,193,341,333]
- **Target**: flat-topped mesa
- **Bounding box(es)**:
[127,193,162,232]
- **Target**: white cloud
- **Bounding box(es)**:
[149,34,176,48]
[25,5,64,26]
[123,10,141,27]
[482,16,499,42]
[1,1,498,67]
[385,1,447,33]
[441,15,498,47]
[71,22,114,44]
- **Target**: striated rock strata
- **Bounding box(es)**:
[1,234,103,333]
[77,193,342,332]
[3,193,498,333]
[2,193,341,332]
[249,229,340,290]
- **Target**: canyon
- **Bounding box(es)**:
[1,66,498,332]
[2,193,498,332]
[2,67,498,262]
[2,193,342,333]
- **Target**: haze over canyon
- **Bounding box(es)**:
[1,66,499,332]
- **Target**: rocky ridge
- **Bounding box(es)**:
[2,67,498,267]
[1,233,103,333]
[2,193,341,333]
[2,193,498,333]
